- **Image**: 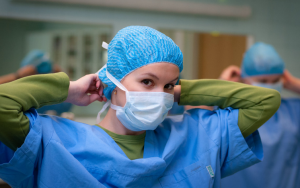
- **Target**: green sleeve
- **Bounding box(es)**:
[0,72,70,151]
[179,79,281,138]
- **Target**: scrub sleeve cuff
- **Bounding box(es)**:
[221,108,263,178]
[0,109,41,187]
[178,79,194,105]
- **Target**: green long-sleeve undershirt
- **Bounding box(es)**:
[0,72,281,160]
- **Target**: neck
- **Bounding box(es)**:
[99,107,145,135]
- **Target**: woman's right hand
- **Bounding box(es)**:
[282,70,300,94]
[65,74,107,106]
[219,65,241,82]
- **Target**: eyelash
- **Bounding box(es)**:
[141,79,153,87]
[141,79,175,90]
[164,84,175,90]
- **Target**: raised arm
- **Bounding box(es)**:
[176,79,281,137]
[0,66,36,84]
[0,72,107,151]
[0,73,69,151]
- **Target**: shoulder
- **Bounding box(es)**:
[161,108,218,129]
[24,109,104,146]
[280,98,300,109]
[281,97,300,104]
[160,108,239,141]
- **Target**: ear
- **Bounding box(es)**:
[111,87,126,107]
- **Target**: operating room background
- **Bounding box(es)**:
[0,0,300,186]
[0,0,299,115]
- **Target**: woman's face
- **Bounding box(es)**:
[111,62,180,107]
[243,74,282,85]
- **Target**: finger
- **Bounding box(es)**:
[98,83,104,96]
[87,74,100,84]
[234,68,241,76]
[87,76,101,91]
[96,76,101,89]
[231,71,241,79]
[103,97,107,102]
[76,95,90,106]
[89,94,102,103]
[88,86,98,91]
[283,70,291,77]
[87,91,100,94]
[231,67,241,75]
[283,70,293,82]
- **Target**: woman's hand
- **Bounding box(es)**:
[65,74,107,106]
[174,85,181,103]
[283,70,300,94]
[219,65,241,82]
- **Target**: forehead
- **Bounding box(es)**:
[249,74,282,81]
[131,62,180,74]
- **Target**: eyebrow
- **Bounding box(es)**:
[170,77,179,82]
[142,73,178,83]
[142,73,160,80]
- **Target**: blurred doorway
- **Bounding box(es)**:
[159,29,252,79]
[198,33,247,79]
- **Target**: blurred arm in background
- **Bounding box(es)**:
[0,50,62,85]
[0,66,36,84]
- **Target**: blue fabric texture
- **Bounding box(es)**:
[21,50,53,74]
[0,107,262,188]
[241,42,285,78]
[221,98,300,188]
[168,102,185,115]
[37,102,73,115]
[98,26,183,100]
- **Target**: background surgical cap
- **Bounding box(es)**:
[98,26,183,100]
[241,42,285,78]
[21,50,53,74]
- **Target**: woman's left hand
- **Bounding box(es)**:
[283,70,300,94]
[174,85,181,103]
[65,74,107,106]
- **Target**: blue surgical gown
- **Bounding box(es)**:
[0,107,262,188]
[221,98,300,188]
[37,102,73,115]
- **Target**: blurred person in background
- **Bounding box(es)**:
[0,26,280,187]
[0,50,73,118]
[221,42,300,188]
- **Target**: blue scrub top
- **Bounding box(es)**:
[37,102,73,115]
[221,98,300,188]
[0,107,262,188]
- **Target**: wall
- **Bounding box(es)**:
[0,0,299,96]
[0,19,43,75]
[1,0,299,72]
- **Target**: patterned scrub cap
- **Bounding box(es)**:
[241,42,285,78]
[98,26,183,99]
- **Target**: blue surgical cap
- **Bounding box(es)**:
[241,42,285,78]
[21,50,53,74]
[98,26,183,100]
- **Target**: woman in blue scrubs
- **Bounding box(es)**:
[0,27,280,188]
[221,42,300,188]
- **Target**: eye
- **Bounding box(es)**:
[260,79,268,83]
[141,79,154,86]
[273,78,281,83]
[164,84,175,90]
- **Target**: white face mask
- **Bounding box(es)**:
[251,81,283,93]
[97,67,174,131]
